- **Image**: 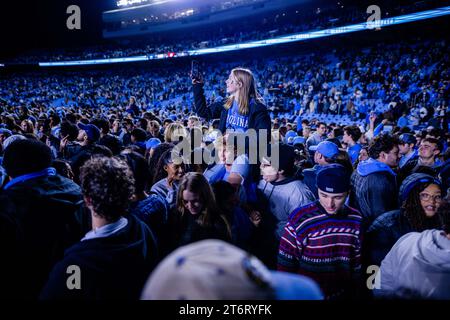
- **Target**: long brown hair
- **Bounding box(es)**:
[224,68,264,116]
[402,182,442,231]
[176,172,231,237]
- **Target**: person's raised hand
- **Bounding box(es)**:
[249,210,262,227]
[190,72,204,85]
[59,135,69,151]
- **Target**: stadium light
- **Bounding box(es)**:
[39,56,149,67]
[38,6,450,67]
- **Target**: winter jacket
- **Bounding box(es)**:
[40,214,157,300]
[0,174,86,299]
[350,158,398,230]
[378,230,450,299]
[302,164,325,199]
[365,209,413,266]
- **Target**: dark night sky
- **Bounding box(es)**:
[0,0,116,58]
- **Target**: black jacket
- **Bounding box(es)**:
[193,83,271,135]
[193,83,271,181]
[40,214,157,300]
[363,210,412,266]
[0,175,87,299]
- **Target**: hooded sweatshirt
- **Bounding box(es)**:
[378,229,450,299]
[258,177,315,239]
[350,158,398,230]
[0,174,87,299]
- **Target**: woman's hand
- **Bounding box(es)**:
[59,135,69,152]
[190,72,204,85]
[249,210,262,227]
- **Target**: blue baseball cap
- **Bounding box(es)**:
[0,128,12,137]
[309,141,339,158]
[399,133,417,145]
[146,138,161,150]
[285,130,297,143]
[292,136,306,145]
[78,123,100,142]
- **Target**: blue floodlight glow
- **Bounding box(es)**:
[38,6,450,67]
[39,55,149,67]
[188,6,450,56]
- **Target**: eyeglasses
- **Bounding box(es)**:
[419,193,442,202]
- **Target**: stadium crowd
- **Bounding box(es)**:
[3,0,443,64]
[0,36,449,300]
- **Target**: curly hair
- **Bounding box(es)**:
[402,182,441,231]
[80,156,135,221]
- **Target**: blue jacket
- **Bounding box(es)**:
[301,165,324,199]
[350,158,398,230]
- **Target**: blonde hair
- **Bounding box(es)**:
[147,120,160,132]
[224,68,264,116]
[164,123,187,143]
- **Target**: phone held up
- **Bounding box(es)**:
[191,60,201,80]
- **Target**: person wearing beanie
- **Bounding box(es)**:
[278,164,363,299]
[0,139,85,299]
[302,140,340,198]
[377,198,450,299]
[364,173,443,267]
[258,143,315,240]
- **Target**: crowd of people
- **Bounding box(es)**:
[2,38,448,131]
[0,35,449,300]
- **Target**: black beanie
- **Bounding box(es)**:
[316,164,351,194]
[3,139,52,178]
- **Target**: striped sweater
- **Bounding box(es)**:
[277,201,362,299]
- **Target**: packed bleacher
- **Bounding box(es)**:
[0,6,449,301]
[3,0,445,64]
